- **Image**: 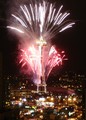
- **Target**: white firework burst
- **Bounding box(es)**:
[7,0,75,41]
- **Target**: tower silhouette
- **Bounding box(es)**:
[36,37,47,93]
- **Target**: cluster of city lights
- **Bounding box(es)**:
[6,93,82,120]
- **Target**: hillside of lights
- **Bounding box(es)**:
[7,0,75,93]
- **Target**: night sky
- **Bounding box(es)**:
[0,0,86,75]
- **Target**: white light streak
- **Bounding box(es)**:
[7,1,75,41]
[7,26,24,33]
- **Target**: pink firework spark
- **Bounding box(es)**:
[19,45,66,84]
[46,46,66,77]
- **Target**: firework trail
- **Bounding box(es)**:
[19,45,67,84]
[7,0,75,41]
[18,37,50,84]
[7,0,74,85]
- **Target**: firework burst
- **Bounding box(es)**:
[19,45,66,84]
[7,0,75,85]
[7,0,75,41]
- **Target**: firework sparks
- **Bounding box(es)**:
[7,0,75,41]
[46,46,66,77]
[7,0,74,85]
[19,45,66,84]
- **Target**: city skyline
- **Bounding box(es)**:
[0,0,85,75]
